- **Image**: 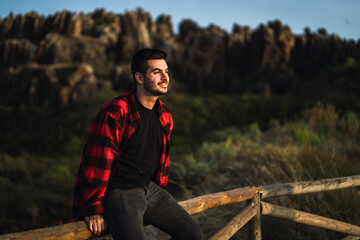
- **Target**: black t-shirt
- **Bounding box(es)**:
[107,96,164,189]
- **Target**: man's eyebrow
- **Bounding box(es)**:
[151,68,168,72]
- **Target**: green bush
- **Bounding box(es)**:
[302,102,339,134]
[172,138,238,185]
[63,136,83,156]
[38,165,71,183]
[343,57,357,69]
[248,123,261,141]
[289,124,321,146]
[340,111,360,137]
[291,125,310,144]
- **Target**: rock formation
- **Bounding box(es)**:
[0,63,97,108]
[36,33,107,64]
[0,39,37,68]
[1,8,359,106]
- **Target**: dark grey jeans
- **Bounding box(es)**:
[102,181,203,240]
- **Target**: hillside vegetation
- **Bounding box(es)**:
[1,76,360,239]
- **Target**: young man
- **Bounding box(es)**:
[72,48,203,240]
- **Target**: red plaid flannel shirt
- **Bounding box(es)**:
[72,90,173,220]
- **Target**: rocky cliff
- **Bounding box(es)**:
[1,8,360,106]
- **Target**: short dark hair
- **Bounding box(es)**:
[131,48,168,81]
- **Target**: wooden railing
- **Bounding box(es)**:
[1,175,360,240]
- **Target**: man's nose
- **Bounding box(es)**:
[161,72,169,80]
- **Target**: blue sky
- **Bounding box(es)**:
[1,0,359,40]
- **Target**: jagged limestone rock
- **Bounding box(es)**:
[0,39,37,68]
[0,9,359,97]
[0,63,97,108]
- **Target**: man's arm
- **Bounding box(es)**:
[75,105,126,226]
[80,110,125,235]
[81,111,123,214]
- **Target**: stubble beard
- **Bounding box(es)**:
[143,76,168,96]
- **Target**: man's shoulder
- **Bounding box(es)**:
[108,92,132,107]
[158,99,171,114]
[100,91,134,118]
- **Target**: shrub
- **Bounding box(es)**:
[291,125,310,144]
[289,124,321,146]
[41,165,71,180]
[248,123,261,141]
[63,136,83,155]
[172,138,238,185]
[302,102,339,134]
[0,153,33,183]
[343,57,357,69]
[340,111,360,138]
[171,127,245,186]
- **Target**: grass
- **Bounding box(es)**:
[170,103,360,240]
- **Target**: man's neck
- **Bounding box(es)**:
[135,88,158,109]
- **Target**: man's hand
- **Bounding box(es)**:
[85,214,107,236]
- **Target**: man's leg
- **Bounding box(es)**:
[144,182,203,240]
[102,187,147,240]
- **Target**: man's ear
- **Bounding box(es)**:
[135,72,143,85]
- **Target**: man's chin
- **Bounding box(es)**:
[157,90,167,96]
[148,89,167,96]
[155,86,168,94]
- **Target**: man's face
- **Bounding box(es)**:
[141,59,170,96]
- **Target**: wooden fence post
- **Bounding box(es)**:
[209,203,258,240]
[248,192,262,240]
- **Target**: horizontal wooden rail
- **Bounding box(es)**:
[261,201,360,236]
[258,175,360,199]
[179,186,257,214]
[0,221,91,240]
[209,202,257,240]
